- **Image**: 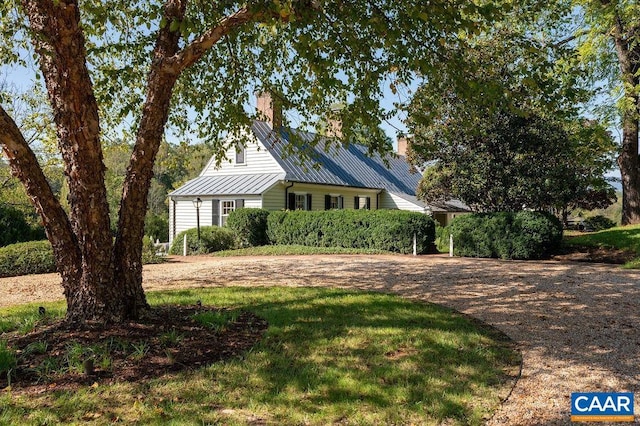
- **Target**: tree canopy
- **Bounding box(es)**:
[0,0,540,324]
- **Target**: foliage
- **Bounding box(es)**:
[225,208,270,248]
[141,236,165,265]
[449,212,563,260]
[0,240,56,278]
[214,245,394,257]
[407,29,617,215]
[583,215,617,232]
[0,340,16,381]
[0,288,520,424]
[144,213,169,243]
[168,226,236,255]
[0,238,163,278]
[0,204,42,247]
[267,210,435,254]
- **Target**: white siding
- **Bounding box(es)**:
[263,184,286,210]
[169,196,262,243]
[200,130,284,176]
[379,192,426,212]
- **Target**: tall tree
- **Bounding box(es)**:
[571,1,640,224]
[0,1,521,324]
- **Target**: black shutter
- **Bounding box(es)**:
[338,196,344,209]
[354,196,359,209]
[306,194,312,211]
[325,195,331,210]
[235,199,244,209]
[212,199,220,227]
[288,193,296,210]
[365,197,371,210]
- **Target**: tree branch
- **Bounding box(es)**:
[0,104,81,284]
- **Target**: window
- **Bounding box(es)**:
[295,194,306,210]
[235,144,246,164]
[221,200,235,226]
[325,194,343,210]
[354,196,371,210]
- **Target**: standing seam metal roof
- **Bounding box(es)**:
[168,173,283,197]
[252,120,422,195]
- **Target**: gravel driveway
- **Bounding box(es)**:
[1,254,638,425]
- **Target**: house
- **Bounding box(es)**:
[167,93,469,243]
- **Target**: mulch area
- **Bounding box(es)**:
[2,305,268,394]
[552,245,637,264]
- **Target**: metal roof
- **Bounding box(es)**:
[168,173,283,197]
[252,120,422,194]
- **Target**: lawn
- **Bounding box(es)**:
[563,224,640,268]
[0,287,520,425]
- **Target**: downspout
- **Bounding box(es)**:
[284,181,294,210]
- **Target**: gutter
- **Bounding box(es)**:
[284,180,294,210]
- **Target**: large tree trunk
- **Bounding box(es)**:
[21,0,135,323]
[611,13,640,225]
[2,1,273,325]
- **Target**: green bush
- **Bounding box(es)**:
[0,205,39,247]
[142,235,165,264]
[266,209,435,254]
[0,240,57,277]
[226,208,270,247]
[145,213,169,243]
[583,215,617,232]
[168,226,236,255]
[449,211,562,260]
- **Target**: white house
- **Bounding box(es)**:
[167,94,469,243]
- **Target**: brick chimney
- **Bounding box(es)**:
[326,118,343,138]
[256,91,282,129]
[396,136,409,156]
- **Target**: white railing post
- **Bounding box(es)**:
[413,233,417,256]
[449,234,454,257]
[183,234,188,256]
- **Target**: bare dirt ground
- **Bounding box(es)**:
[1,254,639,425]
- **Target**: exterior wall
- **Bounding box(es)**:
[379,192,426,212]
[284,182,379,211]
[169,195,262,243]
[263,184,286,210]
[200,131,284,177]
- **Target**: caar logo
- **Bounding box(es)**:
[571,392,634,422]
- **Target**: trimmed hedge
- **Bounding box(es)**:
[0,238,165,278]
[0,240,56,278]
[168,226,236,255]
[226,208,270,247]
[583,215,616,232]
[267,209,435,254]
[449,211,562,260]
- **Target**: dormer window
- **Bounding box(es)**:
[235,144,246,165]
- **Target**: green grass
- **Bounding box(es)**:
[0,288,520,425]
[214,244,395,257]
[563,224,640,268]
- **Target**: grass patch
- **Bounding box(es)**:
[0,288,520,425]
[214,244,395,257]
[563,224,640,268]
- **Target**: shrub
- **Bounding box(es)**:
[168,226,236,255]
[142,236,165,264]
[583,215,616,232]
[266,209,435,254]
[0,205,36,247]
[145,213,169,243]
[449,211,562,260]
[226,208,270,247]
[0,240,57,277]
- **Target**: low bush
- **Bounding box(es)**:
[0,240,56,278]
[0,205,43,247]
[583,215,617,232]
[267,209,435,254]
[226,208,270,247]
[168,226,236,255]
[449,211,562,260]
[0,237,166,278]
